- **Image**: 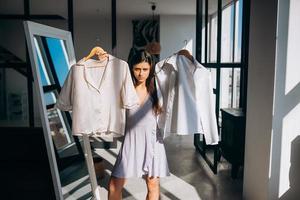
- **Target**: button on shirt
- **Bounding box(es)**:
[55,55,139,138]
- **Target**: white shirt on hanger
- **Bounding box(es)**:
[55,55,139,138]
[155,54,219,145]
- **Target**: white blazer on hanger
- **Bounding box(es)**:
[155,54,219,145]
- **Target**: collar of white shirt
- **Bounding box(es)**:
[77,54,114,94]
[162,53,203,71]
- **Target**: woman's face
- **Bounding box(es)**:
[133,61,151,84]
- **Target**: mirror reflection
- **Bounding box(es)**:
[33,35,81,160]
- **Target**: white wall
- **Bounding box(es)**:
[244,0,300,199]
[117,15,198,63]
[116,17,133,61]
[269,0,300,199]
[73,0,112,60]
[73,17,112,60]
[160,15,196,60]
[118,15,197,63]
[243,0,278,199]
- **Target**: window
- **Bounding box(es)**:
[45,37,70,86]
[197,0,245,125]
[221,4,234,63]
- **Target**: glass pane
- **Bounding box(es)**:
[220,68,241,109]
[44,91,72,150]
[45,37,70,86]
[208,0,218,63]
[232,68,241,108]
[201,29,205,63]
[209,14,218,62]
[221,2,234,63]
[47,107,72,150]
[234,0,243,62]
[201,0,206,63]
[220,68,232,108]
[34,37,52,86]
[44,92,57,106]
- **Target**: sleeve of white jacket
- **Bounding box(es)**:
[154,62,167,138]
[55,66,74,111]
[206,72,219,144]
[121,63,139,109]
[154,76,163,108]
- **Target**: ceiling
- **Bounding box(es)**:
[117,0,197,17]
[0,0,233,19]
[75,0,233,18]
[74,0,198,18]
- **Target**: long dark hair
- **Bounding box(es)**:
[128,50,162,115]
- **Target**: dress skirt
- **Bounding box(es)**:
[111,96,170,178]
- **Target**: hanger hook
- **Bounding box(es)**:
[183,40,188,49]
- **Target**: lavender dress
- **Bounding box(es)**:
[111,96,170,178]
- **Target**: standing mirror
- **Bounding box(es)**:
[24,21,84,199]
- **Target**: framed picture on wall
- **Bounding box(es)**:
[128,19,160,65]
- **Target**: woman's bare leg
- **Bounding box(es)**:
[145,176,160,200]
[108,176,126,200]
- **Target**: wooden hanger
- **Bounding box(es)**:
[83,46,108,62]
[178,40,194,62]
[178,49,194,62]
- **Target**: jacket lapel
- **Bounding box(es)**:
[83,55,111,94]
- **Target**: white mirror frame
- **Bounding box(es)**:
[24,21,76,200]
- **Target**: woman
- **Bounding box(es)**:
[108,50,170,200]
